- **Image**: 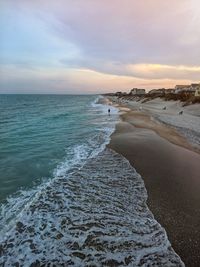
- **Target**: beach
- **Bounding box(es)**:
[2,95,185,266]
[1,0,200,265]
[108,97,200,266]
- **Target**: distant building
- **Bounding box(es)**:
[148,89,157,95]
[195,85,200,97]
[157,88,166,94]
[175,83,200,94]
[148,88,165,95]
[115,91,122,96]
[115,91,128,97]
[175,85,190,94]
[130,88,146,95]
[165,89,175,94]
[175,85,189,90]
[190,83,200,93]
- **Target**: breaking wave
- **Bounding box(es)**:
[0,149,184,266]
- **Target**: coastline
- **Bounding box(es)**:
[0,94,185,266]
[107,97,200,266]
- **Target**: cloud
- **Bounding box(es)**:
[60,57,200,81]
[127,64,200,80]
[0,65,196,94]
[4,0,200,64]
[0,0,200,93]
[39,0,200,65]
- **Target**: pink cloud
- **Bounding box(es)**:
[1,0,200,93]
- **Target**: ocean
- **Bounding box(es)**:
[0,95,118,202]
[0,95,183,266]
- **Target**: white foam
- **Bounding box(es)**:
[0,149,184,266]
[53,95,119,178]
[91,95,119,115]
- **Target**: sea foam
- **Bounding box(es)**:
[1,149,184,266]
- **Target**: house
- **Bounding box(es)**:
[174,85,190,94]
[190,83,200,93]
[115,91,128,97]
[115,91,122,96]
[157,88,166,94]
[148,88,165,95]
[148,89,157,95]
[195,85,200,97]
[130,88,146,95]
[165,89,175,94]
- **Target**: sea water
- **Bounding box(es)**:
[0,95,184,266]
[0,95,117,202]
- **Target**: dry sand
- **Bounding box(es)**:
[112,97,200,149]
[107,97,200,267]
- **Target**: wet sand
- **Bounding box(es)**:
[108,110,200,267]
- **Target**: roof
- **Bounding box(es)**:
[131,88,145,91]
[191,83,200,88]
[175,85,190,89]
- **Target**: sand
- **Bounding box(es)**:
[112,97,200,149]
[107,98,200,267]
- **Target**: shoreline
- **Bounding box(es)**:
[107,97,200,266]
[111,96,200,151]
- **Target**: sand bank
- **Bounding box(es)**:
[112,97,200,149]
[108,97,200,266]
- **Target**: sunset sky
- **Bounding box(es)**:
[0,0,200,94]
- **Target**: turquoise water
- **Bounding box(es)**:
[0,95,117,202]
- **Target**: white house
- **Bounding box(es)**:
[174,85,190,94]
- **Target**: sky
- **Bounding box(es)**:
[0,0,200,94]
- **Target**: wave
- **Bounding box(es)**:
[0,149,184,266]
[0,96,119,238]
[91,95,118,115]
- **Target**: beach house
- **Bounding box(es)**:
[195,85,200,97]
[115,91,123,96]
[165,89,175,94]
[148,88,165,96]
[189,83,200,93]
[130,88,146,95]
[174,85,190,94]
